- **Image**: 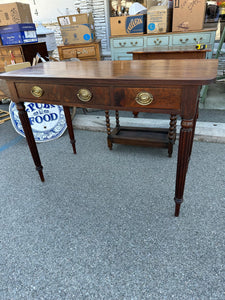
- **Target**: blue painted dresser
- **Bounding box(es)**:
[110,27,217,61]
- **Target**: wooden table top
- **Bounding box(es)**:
[0,60,218,86]
[127,46,212,54]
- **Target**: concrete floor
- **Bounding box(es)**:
[0,103,225,299]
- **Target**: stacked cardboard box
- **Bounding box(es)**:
[147,0,172,34]
[110,14,147,36]
[0,2,37,45]
[172,0,206,32]
[57,13,95,45]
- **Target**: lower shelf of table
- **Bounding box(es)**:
[108,126,171,148]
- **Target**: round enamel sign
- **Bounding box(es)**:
[9,102,67,142]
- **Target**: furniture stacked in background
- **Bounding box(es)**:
[0,2,48,100]
[57,12,102,61]
[0,42,48,73]
[58,40,101,61]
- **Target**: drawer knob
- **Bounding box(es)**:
[31,86,43,98]
[77,88,92,102]
[135,92,153,106]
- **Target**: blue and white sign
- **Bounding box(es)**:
[9,102,67,142]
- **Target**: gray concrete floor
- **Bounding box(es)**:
[1,106,225,299]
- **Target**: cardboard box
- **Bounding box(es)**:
[0,23,38,45]
[172,0,206,32]
[60,24,94,45]
[57,13,94,26]
[0,2,33,26]
[110,14,147,36]
[58,13,95,45]
[147,6,172,33]
[147,0,173,9]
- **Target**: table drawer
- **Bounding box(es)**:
[62,86,111,106]
[113,87,181,110]
[146,36,170,46]
[112,38,144,48]
[172,33,211,45]
[15,83,62,102]
[61,46,96,59]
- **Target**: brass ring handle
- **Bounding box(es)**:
[31,86,44,98]
[77,88,92,102]
[135,92,154,106]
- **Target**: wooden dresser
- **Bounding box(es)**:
[110,28,217,60]
[57,40,101,61]
[0,42,48,73]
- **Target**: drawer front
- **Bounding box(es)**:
[172,33,211,45]
[62,46,96,59]
[112,38,144,48]
[0,46,22,56]
[113,87,181,110]
[146,36,170,46]
[15,83,62,102]
[62,86,110,106]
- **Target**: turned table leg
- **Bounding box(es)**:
[174,117,196,217]
[16,102,44,182]
[168,114,177,157]
[115,110,120,128]
[63,106,76,154]
[105,110,112,150]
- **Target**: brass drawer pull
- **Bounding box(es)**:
[135,91,153,106]
[179,38,189,44]
[130,41,138,46]
[77,88,92,102]
[154,39,162,45]
[119,42,126,47]
[31,86,43,98]
[193,37,203,43]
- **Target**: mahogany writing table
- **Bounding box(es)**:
[0,60,218,216]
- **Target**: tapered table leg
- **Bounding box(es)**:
[174,117,196,216]
[16,102,44,182]
[63,106,76,154]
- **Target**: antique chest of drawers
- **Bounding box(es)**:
[57,40,101,61]
[110,28,217,61]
